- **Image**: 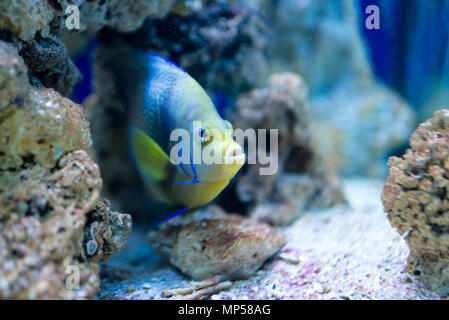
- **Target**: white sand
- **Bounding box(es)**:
[99,179,441,300]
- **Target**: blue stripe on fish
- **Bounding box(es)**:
[149,206,189,229]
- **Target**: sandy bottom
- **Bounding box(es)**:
[98,179,442,300]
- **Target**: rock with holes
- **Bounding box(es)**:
[49,0,177,35]
[382,109,449,296]
[0,87,91,170]
[19,34,82,96]
[229,73,346,225]
[0,0,180,96]
[148,205,286,280]
[82,198,132,263]
[0,43,131,298]
[0,0,177,41]
[0,149,131,299]
[0,150,101,299]
[0,0,54,41]
[0,40,89,168]
[0,41,29,110]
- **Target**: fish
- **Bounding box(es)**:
[110,51,245,211]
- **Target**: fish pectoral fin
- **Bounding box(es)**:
[129,125,171,181]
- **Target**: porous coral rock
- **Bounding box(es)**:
[0,87,91,170]
[50,0,176,34]
[0,102,131,298]
[148,205,286,281]
[82,199,132,263]
[382,109,449,296]
[0,0,54,41]
[0,43,131,298]
[0,32,80,96]
[0,150,100,299]
[19,34,82,96]
[0,0,180,96]
[229,73,346,225]
[97,2,269,97]
[0,41,29,110]
[0,0,178,40]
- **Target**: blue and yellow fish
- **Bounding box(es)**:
[111,51,245,215]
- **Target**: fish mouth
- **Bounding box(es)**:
[223,153,246,165]
[222,142,245,179]
[223,142,245,165]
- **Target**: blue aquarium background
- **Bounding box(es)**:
[359,0,449,121]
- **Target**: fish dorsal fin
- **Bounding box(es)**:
[147,53,187,73]
[128,126,171,181]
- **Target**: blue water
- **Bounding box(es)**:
[359,0,449,116]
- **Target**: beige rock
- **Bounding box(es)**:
[47,0,176,35]
[0,0,53,41]
[0,88,91,170]
[0,42,29,110]
[148,206,285,281]
[0,150,100,299]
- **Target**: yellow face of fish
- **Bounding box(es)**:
[185,120,245,183]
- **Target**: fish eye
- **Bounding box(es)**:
[195,125,210,143]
